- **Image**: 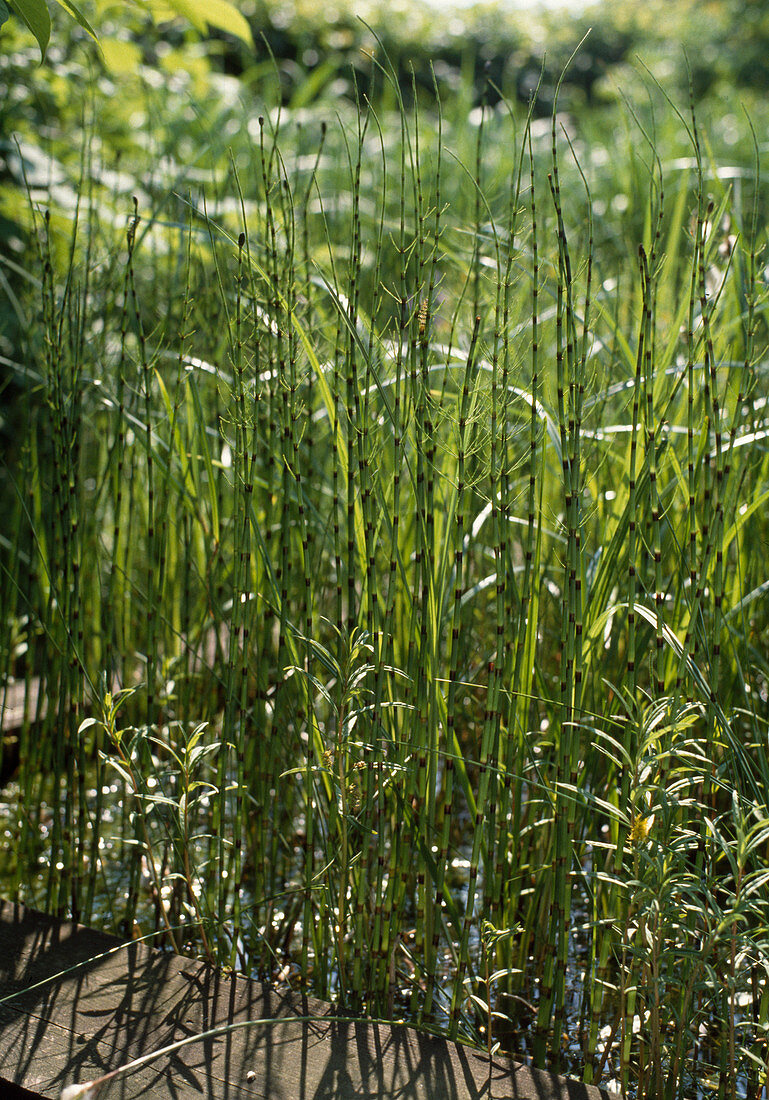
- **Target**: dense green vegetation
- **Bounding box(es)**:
[2,3,769,1098]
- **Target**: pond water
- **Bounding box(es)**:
[1,764,754,1100]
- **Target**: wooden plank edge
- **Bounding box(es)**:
[0,900,620,1100]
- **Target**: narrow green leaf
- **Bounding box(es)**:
[140,794,178,809]
[105,759,133,786]
[53,0,98,40]
[186,721,209,752]
[187,743,220,769]
[7,0,51,60]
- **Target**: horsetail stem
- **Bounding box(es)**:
[4,56,769,1099]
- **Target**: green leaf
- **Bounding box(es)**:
[53,0,98,40]
[164,0,253,47]
[7,0,51,60]
[105,759,134,786]
[186,742,219,770]
[0,2,11,30]
[186,779,218,796]
[186,721,209,752]
[140,793,178,809]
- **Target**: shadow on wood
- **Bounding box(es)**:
[0,901,618,1099]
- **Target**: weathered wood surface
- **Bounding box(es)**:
[1,678,44,735]
[0,901,617,1099]
[0,626,229,743]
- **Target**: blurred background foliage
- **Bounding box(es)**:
[1,0,765,265]
[2,0,768,123]
[0,0,766,504]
